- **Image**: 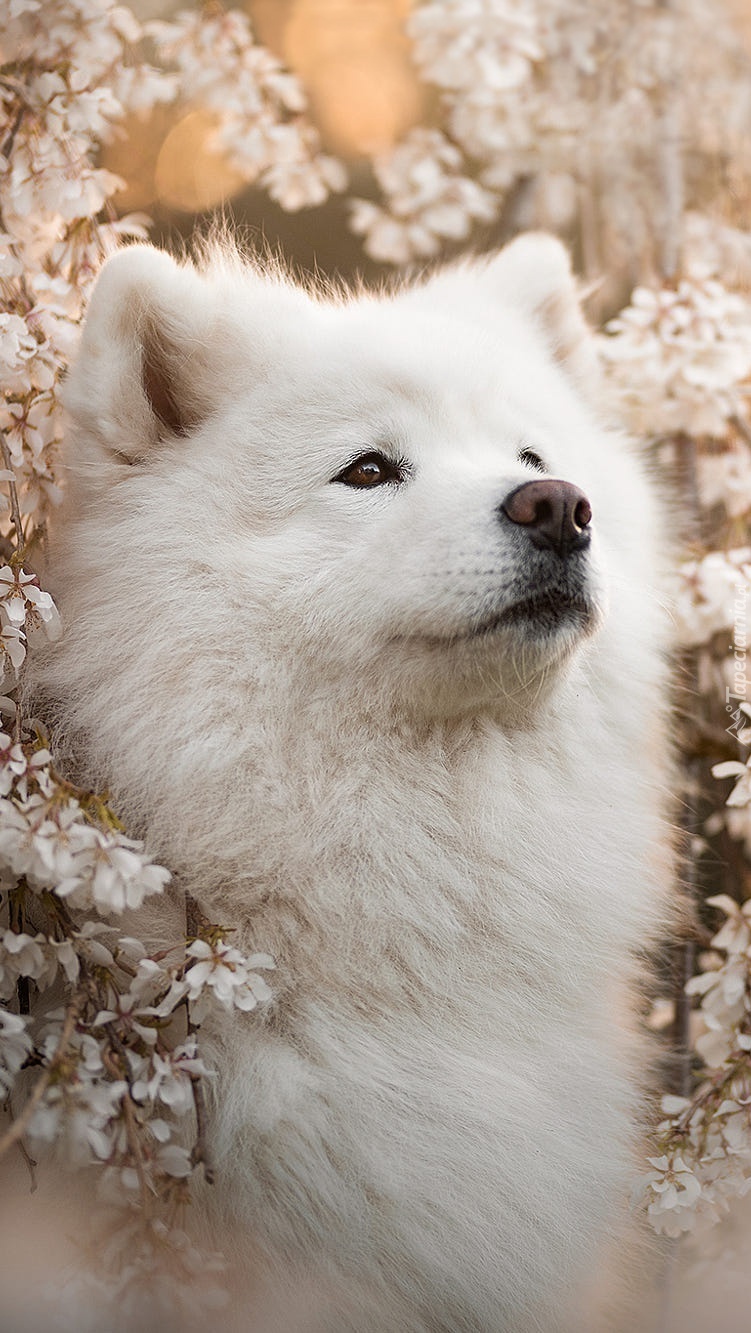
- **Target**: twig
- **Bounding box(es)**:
[0,102,24,163]
[655,0,685,281]
[184,892,216,1182]
[0,995,80,1160]
[190,1075,215,1185]
[121,1089,153,1215]
[730,412,751,448]
[16,1136,37,1192]
[669,430,701,1097]
[0,431,24,557]
[185,891,210,940]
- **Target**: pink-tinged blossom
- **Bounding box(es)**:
[184,937,274,1022]
[713,759,751,811]
[150,8,346,212]
[599,279,751,438]
[350,129,498,264]
[646,1152,703,1236]
[408,0,541,168]
[674,549,751,647]
[409,0,542,94]
[131,1043,209,1117]
[0,1009,32,1094]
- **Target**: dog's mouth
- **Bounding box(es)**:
[466,593,597,640]
[391,585,602,652]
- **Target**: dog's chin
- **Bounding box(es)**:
[385,591,604,721]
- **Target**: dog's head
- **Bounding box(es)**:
[53,235,655,723]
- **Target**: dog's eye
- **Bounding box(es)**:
[334,452,403,488]
[517,447,547,473]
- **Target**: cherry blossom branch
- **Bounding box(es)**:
[0,993,80,1160]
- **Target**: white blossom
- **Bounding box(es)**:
[350,129,498,264]
[0,565,61,640]
[408,0,541,165]
[184,938,274,1022]
[646,1151,703,1236]
[410,0,541,94]
[150,8,346,212]
[131,1042,209,1117]
[684,896,751,1066]
[0,928,46,998]
[713,759,751,812]
[56,826,171,915]
[599,279,751,438]
[697,438,751,518]
[674,549,751,647]
[0,1008,32,1094]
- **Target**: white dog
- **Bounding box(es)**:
[30,234,672,1332]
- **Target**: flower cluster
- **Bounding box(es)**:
[410,0,541,177]
[696,435,751,519]
[674,549,751,649]
[350,0,541,261]
[0,741,275,1316]
[409,0,542,96]
[0,732,168,914]
[349,0,750,268]
[647,896,751,1236]
[350,128,497,263]
[0,5,290,1319]
[150,8,347,212]
[0,563,61,685]
[599,279,751,439]
[0,0,171,543]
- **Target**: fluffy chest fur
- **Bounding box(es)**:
[194,692,663,1333]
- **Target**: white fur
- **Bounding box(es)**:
[29,234,673,1332]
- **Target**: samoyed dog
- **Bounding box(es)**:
[30,234,672,1332]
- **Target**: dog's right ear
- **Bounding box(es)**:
[64,245,241,464]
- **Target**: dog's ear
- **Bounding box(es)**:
[64,245,242,464]
[481,233,596,377]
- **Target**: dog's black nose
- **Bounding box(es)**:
[500,479,592,557]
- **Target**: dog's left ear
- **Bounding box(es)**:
[481,233,597,378]
[63,245,254,466]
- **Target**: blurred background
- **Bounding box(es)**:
[109,0,437,278]
[103,0,751,304]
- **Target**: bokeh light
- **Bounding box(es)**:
[105,0,423,214]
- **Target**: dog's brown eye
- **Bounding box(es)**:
[334,452,402,488]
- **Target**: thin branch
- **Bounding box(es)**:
[730,412,751,448]
[185,891,210,940]
[1,103,24,164]
[655,0,685,281]
[16,1136,37,1192]
[0,994,80,1160]
[0,431,24,557]
[121,1089,152,1216]
[668,432,701,1097]
[190,1075,215,1185]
